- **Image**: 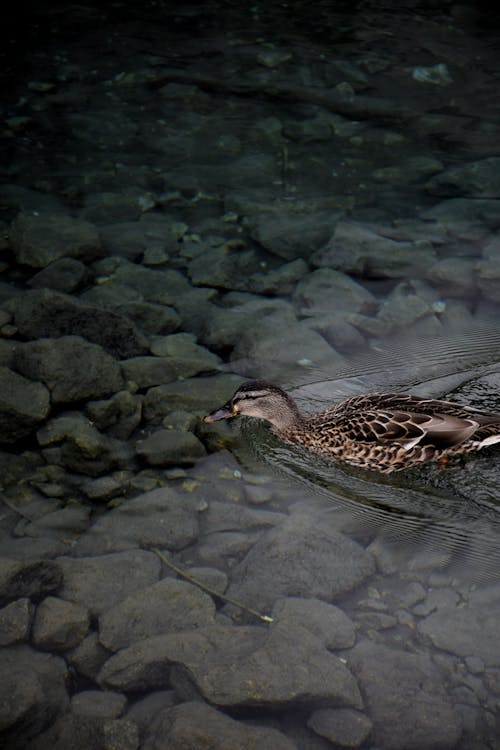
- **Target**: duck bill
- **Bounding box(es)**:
[203,406,234,423]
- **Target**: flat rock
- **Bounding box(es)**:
[0,366,50,443]
[225,507,375,611]
[32,596,90,651]
[72,487,199,557]
[14,336,124,404]
[347,640,462,750]
[9,212,101,268]
[0,557,62,605]
[143,374,243,421]
[135,429,206,465]
[99,621,362,709]
[7,289,148,359]
[99,577,216,651]
[122,346,219,388]
[142,700,296,750]
[56,550,161,617]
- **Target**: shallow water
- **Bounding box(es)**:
[2,1,500,748]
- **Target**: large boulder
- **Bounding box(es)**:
[9,212,101,268]
[0,366,50,443]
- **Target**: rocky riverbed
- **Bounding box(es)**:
[1,1,500,748]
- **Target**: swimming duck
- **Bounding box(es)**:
[204,380,500,473]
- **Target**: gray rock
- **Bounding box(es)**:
[82,191,147,224]
[426,257,478,297]
[426,156,500,198]
[225,507,375,611]
[0,557,62,605]
[99,622,362,709]
[66,633,111,682]
[99,577,216,651]
[135,429,206,465]
[122,336,220,387]
[14,336,124,404]
[187,244,260,289]
[101,260,192,306]
[375,280,441,333]
[7,289,148,359]
[271,597,356,650]
[0,645,69,747]
[292,268,375,313]
[142,701,296,750]
[71,690,127,719]
[98,219,180,261]
[18,505,91,540]
[80,473,132,502]
[28,258,92,293]
[0,366,50,443]
[56,550,161,617]
[420,198,500,228]
[9,212,101,268]
[308,707,373,747]
[72,487,199,557]
[244,205,337,260]
[85,391,143,440]
[312,221,437,278]
[417,584,500,666]
[143,374,243,421]
[195,531,255,568]
[0,598,34,645]
[37,414,132,477]
[113,301,180,335]
[124,691,176,734]
[32,596,90,651]
[249,258,309,295]
[347,640,462,749]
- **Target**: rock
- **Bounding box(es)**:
[135,429,206,465]
[187,244,260,289]
[426,156,500,198]
[426,257,478,297]
[66,633,111,682]
[143,374,243,421]
[308,707,373,747]
[99,622,362,709]
[420,198,500,228]
[100,260,192,306]
[82,191,148,224]
[85,391,143,440]
[249,258,309,295]
[375,280,441,333]
[98,219,181,261]
[99,578,216,651]
[56,550,161,617]
[225,506,375,612]
[28,258,92,293]
[14,336,124,404]
[7,289,148,359]
[9,212,101,268]
[0,366,50,443]
[292,268,375,313]
[80,474,132,502]
[347,640,462,749]
[0,598,34,645]
[72,487,199,557]
[271,597,356,649]
[0,645,69,748]
[311,221,437,278]
[0,557,62,605]
[417,584,500,667]
[121,336,220,388]
[71,690,127,719]
[32,596,90,651]
[37,414,132,477]
[142,701,296,750]
[244,205,337,260]
[113,301,180,335]
[18,505,91,540]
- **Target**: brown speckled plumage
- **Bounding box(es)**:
[204,380,500,473]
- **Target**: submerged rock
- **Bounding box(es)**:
[0,366,50,443]
[9,212,101,268]
[28,258,92,293]
[135,428,206,465]
[0,557,62,605]
[308,707,373,748]
[0,598,34,646]
[32,596,90,652]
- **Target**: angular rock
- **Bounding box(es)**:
[0,645,69,747]
[312,221,437,279]
[0,598,34,646]
[14,336,124,404]
[245,205,337,260]
[135,429,206,465]
[142,701,296,750]
[0,366,50,443]
[122,349,219,388]
[28,258,92,293]
[187,244,260,289]
[0,557,62,605]
[292,268,375,313]
[426,257,478,297]
[308,707,373,747]
[7,289,148,359]
[72,487,199,557]
[32,596,90,651]
[56,550,161,617]
[271,597,356,650]
[225,507,375,611]
[99,578,216,651]
[85,390,143,440]
[114,301,180,335]
[66,633,111,682]
[9,212,101,268]
[426,156,500,198]
[99,622,362,709]
[347,640,462,750]
[143,374,243,421]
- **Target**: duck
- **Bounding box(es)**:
[204,379,500,473]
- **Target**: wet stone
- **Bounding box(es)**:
[143,374,244,420]
[307,707,373,748]
[142,701,296,750]
[98,577,216,651]
[18,505,91,540]
[114,301,181,335]
[425,156,500,198]
[66,632,111,682]
[292,268,376,313]
[244,204,336,260]
[32,596,90,651]
[85,391,143,441]
[0,557,62,605]
[0,597,34,645]
[0,366,50,443]
[271,596,356,650]
[71,690,127,719]
[136,428,206,465]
